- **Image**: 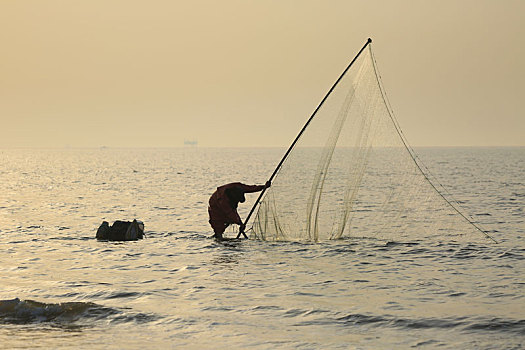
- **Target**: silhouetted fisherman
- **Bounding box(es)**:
[208,182,270,240]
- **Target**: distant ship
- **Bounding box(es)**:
[184,140,198,146]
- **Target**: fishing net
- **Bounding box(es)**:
[249,41,494,243]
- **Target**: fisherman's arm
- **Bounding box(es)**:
[239,181,271,193]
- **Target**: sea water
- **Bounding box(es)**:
[0,147,523,349]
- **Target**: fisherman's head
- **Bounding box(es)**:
[226,187,245,203]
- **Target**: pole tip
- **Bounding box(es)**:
[367,38,372,43]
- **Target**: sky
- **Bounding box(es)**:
[1,0,524,148]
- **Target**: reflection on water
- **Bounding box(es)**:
[0,147,524,349]
[210,249,243,268]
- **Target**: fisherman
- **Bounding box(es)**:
[208,181,270,240]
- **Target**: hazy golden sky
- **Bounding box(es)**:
[1,0,523,147]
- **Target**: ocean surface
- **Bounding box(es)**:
[0,147,523,349]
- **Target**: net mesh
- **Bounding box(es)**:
[250,44,493,243]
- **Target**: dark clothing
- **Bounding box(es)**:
[208,182,265,237]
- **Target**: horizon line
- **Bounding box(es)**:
[1,145,524,150]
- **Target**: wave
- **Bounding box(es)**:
[0,298,157,326]
[334,313,525,335]
[294,311,525,335]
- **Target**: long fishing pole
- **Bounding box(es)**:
[237,38,372,239]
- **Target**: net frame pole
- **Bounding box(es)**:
[237,38,372,239]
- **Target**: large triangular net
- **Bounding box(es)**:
[249,42,493,243]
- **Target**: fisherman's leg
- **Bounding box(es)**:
[210,220,228,240]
